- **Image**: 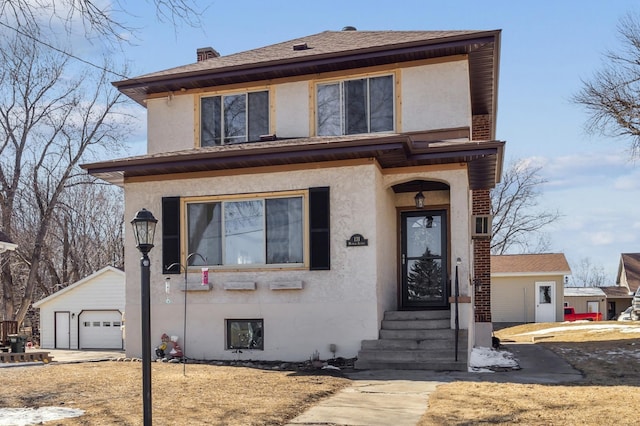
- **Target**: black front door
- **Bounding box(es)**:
[401,210,448,309]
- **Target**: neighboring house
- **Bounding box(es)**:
[0,230,17,254]
[604,253,640,319]
[491,254,571,324]
[33,267,125,350]
[600,286,633,320]
[563,287,606,318]
[83,29,504,369]
[616,253,640,293]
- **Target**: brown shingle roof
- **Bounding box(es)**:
[130,30,486,81]
[600,286,634,298]
[491,253,571,275]
[618,253,640,292]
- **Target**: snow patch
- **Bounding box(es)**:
[0,407,84,425]
[517,323,640,335]
[469,347,519,372]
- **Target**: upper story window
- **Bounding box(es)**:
[200,91,269,146]
[316,75,394,136]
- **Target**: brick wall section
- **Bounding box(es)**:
[472,114,493,322]
[472,114,492,140]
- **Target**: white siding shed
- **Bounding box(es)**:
[33,266,125,350]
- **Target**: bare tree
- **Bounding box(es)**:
[0,0,204,45]
[573,12,640,159]
[570,257,607,287]
[0,32,129,324]
[39,182,124,295]
[491,159,561,255]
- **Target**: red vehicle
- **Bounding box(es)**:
[564,306,602,322]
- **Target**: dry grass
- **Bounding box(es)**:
[0,362,349,425]
[420,321,640,425]
[5,322,640,425]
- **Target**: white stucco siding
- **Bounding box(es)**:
[147,95,195,154]
[35,268,125,349]
[401,60,471,132]
[274,81,310,138]
[374,170,398,322]
[123,162,383,361]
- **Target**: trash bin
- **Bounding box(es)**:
[9,334,26,353]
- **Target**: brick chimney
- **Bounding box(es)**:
[197,47,220,62]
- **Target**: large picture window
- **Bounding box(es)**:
[186,195,303,267]
[201,91,269,146]
[317,75,394,136]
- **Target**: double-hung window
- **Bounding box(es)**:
[316,75,394,136]
[185,195,304,267]
[200,91,269,146]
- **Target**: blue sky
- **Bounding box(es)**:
[109,1,640,283]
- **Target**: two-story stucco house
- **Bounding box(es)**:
[83,28,504,370]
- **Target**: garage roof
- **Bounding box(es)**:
[563,287,606,297]
[491,253,571,277]
[33,266,124,308]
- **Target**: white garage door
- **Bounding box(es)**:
[79,311,123,349]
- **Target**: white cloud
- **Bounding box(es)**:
[614,171,640,190]
[588,231,614,246]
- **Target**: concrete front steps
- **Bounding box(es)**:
[355,310,467,371]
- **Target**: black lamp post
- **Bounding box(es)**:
[454,257,461,362]
[131,208,157,426]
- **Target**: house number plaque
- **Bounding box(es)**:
[346,234,368,247]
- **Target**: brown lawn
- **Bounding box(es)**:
[419,321,640,425]
[0,362,349,425]
[3,321,640,425]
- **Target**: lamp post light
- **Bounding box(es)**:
[131,208,157,426]
[414,191,425,209]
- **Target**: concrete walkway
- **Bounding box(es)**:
[286,342,583,426]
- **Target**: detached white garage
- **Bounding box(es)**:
[34,266,125,350]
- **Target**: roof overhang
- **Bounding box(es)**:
[82,133,504,190]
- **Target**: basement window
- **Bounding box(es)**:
[226,319,263,350]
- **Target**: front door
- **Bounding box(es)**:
[401,210,448,309]
[535,282,556,322]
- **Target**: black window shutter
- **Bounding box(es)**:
[309,187,330,270]
[162,197,181,274]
